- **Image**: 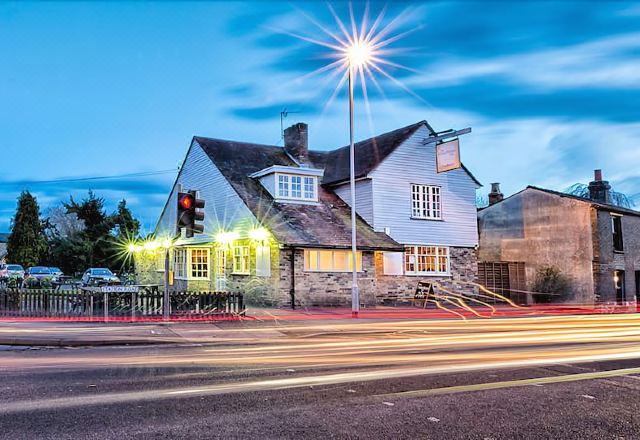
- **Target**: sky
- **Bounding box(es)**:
[1,1,639,233]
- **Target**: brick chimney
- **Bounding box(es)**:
[284,122,308,165]
[488,183,504,205]
[588,169,611,204]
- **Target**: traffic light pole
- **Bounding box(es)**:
[163,246,170,321]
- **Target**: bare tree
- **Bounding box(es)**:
[565,183,633,209]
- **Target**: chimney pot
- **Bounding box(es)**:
[594,169,603,181]
[488,182,504,206]
[284,122,309,165]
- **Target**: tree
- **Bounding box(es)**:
[112,199,140,242]
[566,183,633,208]
[6,191,48,267]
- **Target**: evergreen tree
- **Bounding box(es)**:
[112,199,140,241]
[6,191,47,267]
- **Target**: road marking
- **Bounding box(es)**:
[375,367,640,400]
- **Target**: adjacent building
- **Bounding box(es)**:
[138,121,481,307]
[478,171,640,305]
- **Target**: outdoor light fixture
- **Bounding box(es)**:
[249,227,270,242]
[127,243,137,253]
[161,238,172,249]
[143,241,159,251]
[215,230,239,245]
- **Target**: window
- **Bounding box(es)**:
[256,245,271,277]
[190,249,209,279]
[215,248,227,291]
[278,174,289,198]
[173,248,187,279]
[173,248,209,280]
[411,184,441,219]
[404,246,449,275]
[382,252,404,275]
[233,246,250,274]
[612,215,624,252]
[276,173,317,201]
[304,176,315,199]
[303,249,362,272]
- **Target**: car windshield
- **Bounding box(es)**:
[91,269,113,276]
[30,267,51,274]
[7,265,23,271]
[49,267,62,273]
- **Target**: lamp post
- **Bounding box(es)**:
[346,41,372,318]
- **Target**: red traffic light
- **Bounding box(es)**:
[179,194,193,210]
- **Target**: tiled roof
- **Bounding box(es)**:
[194,137,402,250]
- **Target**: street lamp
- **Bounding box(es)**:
[346,40,373,318]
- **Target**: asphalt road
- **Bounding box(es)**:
[1,314,640,439]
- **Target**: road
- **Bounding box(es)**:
[1,314,640,439]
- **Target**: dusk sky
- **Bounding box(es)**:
[1,1,639,233]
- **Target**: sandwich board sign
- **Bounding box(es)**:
[436,138,461,173]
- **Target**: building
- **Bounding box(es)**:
[0,233,8,264]
[139,121,481,307]
[478,170,640,305]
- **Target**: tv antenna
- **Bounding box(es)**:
[280,108,301,140]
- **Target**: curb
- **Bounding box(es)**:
[0,338,183,347]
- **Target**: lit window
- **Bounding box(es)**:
[411,184,441,219]
[405,245,449,275]
[190,248,209,279]
[304,249,362,272]
[233,246,250,275]
[276,173,317,201]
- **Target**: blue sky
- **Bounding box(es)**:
[1,1,639,233]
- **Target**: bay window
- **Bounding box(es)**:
[173,247,210,280]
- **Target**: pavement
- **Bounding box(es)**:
[0,304,637,346]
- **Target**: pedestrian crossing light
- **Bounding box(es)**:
[177,190,205,238]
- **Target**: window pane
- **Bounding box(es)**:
[319,251,333,270]
[306,250,318,271]
[334,251,347,271]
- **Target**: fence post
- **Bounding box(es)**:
[103,291,109,323]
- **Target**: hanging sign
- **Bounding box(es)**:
[436,138,461,173]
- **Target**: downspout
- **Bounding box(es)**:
[290,247,296,310]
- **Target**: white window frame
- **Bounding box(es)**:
[232,245,251,275]
[215,248,227,291]
[276,173,318,202]
[189,248,210,280]
[303,249,363,273]
[404,245,450,276]
[411,184,442,220]
[173,247,210,280]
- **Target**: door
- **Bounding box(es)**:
[635,271,640,305]
[614,270,626,303]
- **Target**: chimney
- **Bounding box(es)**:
[488,183,504,205]
[588,169,611,204]
[284,122,309,165]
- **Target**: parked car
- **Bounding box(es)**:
[4,264,25,281]
[81,268,120,286]
[0,264,6,281]
[22,266,53,288]
[48,267,63,277]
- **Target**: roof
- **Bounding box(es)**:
[194,137,402,250]
[526,186,640,217]
[0,233,8,243]
[313,120,481,187]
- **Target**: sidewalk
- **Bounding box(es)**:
[0,304,636,347]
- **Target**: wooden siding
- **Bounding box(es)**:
[155,140,258,244]
[333,179,374,226]
[369,125,479,247]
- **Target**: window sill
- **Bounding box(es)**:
[410,217,444,221]
[231,272,250,276]
[405,272,451,277]
[613,250,625,254]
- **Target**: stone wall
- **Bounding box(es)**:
[276,246,477,307]
[593,209,640,303]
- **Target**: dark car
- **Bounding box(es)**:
[81,268,120,286]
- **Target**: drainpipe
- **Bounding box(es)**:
[290,247,296,310]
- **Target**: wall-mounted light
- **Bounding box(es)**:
[216,230,239,245]
[249,227,270,243]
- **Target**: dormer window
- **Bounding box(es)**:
[276,173,317,201]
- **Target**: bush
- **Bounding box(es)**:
[531,266,571,303]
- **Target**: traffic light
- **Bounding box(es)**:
[177,190,205,238]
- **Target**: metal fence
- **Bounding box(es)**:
[0,288,244,321]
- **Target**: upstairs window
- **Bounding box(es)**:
[411,184,442,219]
[277,173,318,201]
[612,215,624,252]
